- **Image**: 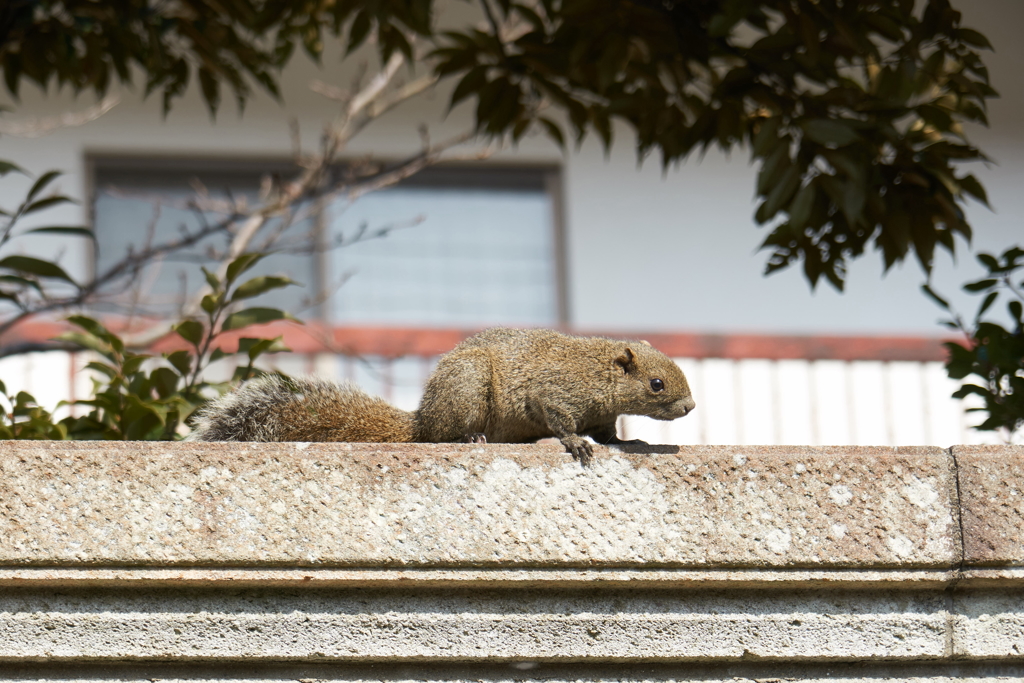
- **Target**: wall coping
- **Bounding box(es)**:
[1,442,1022,670]
[0,442,1020,579]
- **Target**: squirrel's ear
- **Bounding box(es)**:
[615,347,637,374]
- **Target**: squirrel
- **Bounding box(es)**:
[187,327,696,466]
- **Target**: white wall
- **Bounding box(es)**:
[0,0,1020,337]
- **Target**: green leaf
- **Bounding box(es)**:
[449,66,488,110]
[751,117,781,158]
[802,119,860,147]
[238,335,290,362]
[225,253,266,284]
[977,253,1000,272]
[0,274,42,293]
[198,67,220,116]
[62,315,122,354]
[24,226,94,239]
[963,279,998,292]
[150,367,180,399]
[757,142,791,195]
[921,283,950,310]
[1010,300,1023,322]
[26,170,61,203]
[976,290,998,320]
[787,181,816,231]
[174,320,205,346]
[757,165,801,224]
[124,402,163,441]
[221,307,300,331]
[538,117,565,149]
[164,350,192,376]
[201,293,220,315]
[958,28,994,50]
[0,256,76,284]
[0,160,25,177]
[22,195,75,216]
[231,275,297,302]
[121,354,150,377]
[347,10,372,55]
[958,174,990,208]
[201,267,220,290]
[84,361,118,379]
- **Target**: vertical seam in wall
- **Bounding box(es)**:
[944,445,966,659]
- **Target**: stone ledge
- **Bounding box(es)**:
[956,445,1024,567]
[0,441,1021,670]
[0,442,962,569]
[0,566,969,589]
[0,585,1021,663]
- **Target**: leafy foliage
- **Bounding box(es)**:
[0,0,433,116]
[924,246,1024,436]
[0,378,66,439]
[1,0,997,289]
[0,252,298,440]
[433,0,996,289]
[0,164,91,316]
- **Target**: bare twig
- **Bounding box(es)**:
[0,95,121,138]
[1,16,515,355]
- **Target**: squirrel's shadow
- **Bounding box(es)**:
[603,443,680,455]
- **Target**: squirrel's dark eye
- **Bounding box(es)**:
[650,378,664,392]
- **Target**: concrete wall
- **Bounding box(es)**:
[0,441,1021,679]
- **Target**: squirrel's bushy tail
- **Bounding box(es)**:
[187,375,416,443]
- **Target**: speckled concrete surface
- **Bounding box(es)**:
[953,590,1024,657]
[956,445,1024,567]
[5,666,1024,682]
[0,442,958,568]
[0,587,953,662]
[0,442,1020,672]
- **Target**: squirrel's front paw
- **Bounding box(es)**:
[462,433,487,444]
[560,436,593,467]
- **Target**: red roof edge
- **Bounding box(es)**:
[0,319,952,362]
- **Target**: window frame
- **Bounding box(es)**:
[86,153,570,325]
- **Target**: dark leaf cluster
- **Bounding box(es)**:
[0,0,433,116]
[433,0,996,289]
[925,246,1024,436]
[0,0,998,289]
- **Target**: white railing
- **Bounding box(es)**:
[0,350,1013,446]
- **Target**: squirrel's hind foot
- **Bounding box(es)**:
[462,433,487,444]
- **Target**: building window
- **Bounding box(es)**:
[91,158,317,317]
[90,158,565,326]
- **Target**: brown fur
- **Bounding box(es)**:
[187,376,415,443]
[188,328,695,466]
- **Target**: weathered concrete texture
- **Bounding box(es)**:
[0,442,957,568]
[5,675,1024,683]
[0,588,956,661]
[7,663,1024,683]
[953,590,1024,657]
[1,586,1023,664]
[0,566,963,590]
[956,445,1024,566]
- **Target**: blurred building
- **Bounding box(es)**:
[0,0,1021,445]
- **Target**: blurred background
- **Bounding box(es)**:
[0,0,1021,445]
